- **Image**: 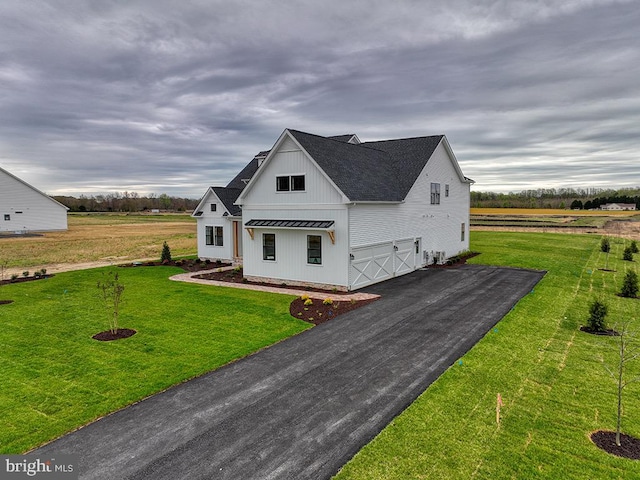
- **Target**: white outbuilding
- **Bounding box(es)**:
[0,166,69,233]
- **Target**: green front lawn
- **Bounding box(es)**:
[335,232,640,479]
[0,266,309,453]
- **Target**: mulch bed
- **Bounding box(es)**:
[122,259,231,272]
[92,328,137,341]
[0,274,53,287]
[0,300,14,305]
[591,430,640,460]
[289,296,379,325]
[579,326,619,336]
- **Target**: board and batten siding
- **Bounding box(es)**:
[240,146,344,207]
[241,206,350,288]
[0,168,68,232]
[348,141,470,260]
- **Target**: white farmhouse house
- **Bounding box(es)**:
[195,129,473,290]
[0,166,68,233]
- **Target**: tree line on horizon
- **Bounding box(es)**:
[53,192,200,213]
[471,187,640,210]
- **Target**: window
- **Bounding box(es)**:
[461,223,466,242]
[276,176,290,191]
[3,214,9,221]
[291,175,305,191]
[430,183,441,204]
[445,184,450,197]
[263,233,276,261]
[276,175,305,192]
[307,235,322,264]
[210,203,217,212]
[205,226,223,246]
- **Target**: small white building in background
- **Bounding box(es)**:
[195,129,473,291]
[0,166,68,233]
[600,203,637,211]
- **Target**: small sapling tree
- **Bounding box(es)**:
[601,323,640,447]
[587,298,608,333]
[161,241,172,263]
[620,270,639,298]
[601,237,611,270]
[630,240,639,254]
[622,246,634,262]
[97,270,125,334]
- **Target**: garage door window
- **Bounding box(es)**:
[307,235,322,264]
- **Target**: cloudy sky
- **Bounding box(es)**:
[1,0,638,198]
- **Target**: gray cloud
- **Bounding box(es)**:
[0,0,638,196]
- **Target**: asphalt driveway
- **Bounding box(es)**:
[35,264,544,479]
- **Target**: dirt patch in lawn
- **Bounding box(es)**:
[92,328,137,341]
[579,326,619,336]
[591,430,640,460]
[0,300,14,305]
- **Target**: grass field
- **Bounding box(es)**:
[335,232,640,479]
[0,213,197,272]
[0,266,309,454]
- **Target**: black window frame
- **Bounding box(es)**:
[276,176,290,192]
[291,175,305,191]
[461,223,466,242]
[205,225,224,246]
[307,235,322,265]
[210,203,217,212]
[276,175,305,192]
[263,233,276,261]
[430,183,441,205]
[3,214,9,221]
[445,184,450,197]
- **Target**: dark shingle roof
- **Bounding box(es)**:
[226,156,261,190]
[287,130,444,202]
[213,187,243,216]
[328,134,358,143]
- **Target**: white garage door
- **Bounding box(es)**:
[349,242,394,290]
[349,238,417,290]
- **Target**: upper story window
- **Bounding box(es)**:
[276,175,305,192]
[210,203,217,212]
[445,184,450,197]
[3,214,10,221]
[430,183,441,205]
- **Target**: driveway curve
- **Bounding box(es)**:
[35,264,544,479]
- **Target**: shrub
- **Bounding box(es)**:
[630,240,639,254]
[11,274,18,281]
[304,298,313,306]
[40,268,47,276]
[22,271,29,278]
[620,270,639,298]
[160,241,172,262]
[622,246,634,261]
[601,237,611,253]
[300,294,310,301]
[587,299,608,332]
[323,298,333,305]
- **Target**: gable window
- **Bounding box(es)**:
[461,223,466,242]
[276,175,305,192]
[205,226,224,246]
[276,176,289,191]
[263,233,276,261]
[210,203,217,212]
[307,235,322,265]
[291,175,305,191]
[430,183,441,205]
[445,184,450,197]
[3,214,9,221]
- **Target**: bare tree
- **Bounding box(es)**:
[602,323,640,446]
[97,271,125,334]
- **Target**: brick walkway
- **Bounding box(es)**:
[169,268,380,300]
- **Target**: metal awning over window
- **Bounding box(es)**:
[245,219,334,229]
[245,219,336,244]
